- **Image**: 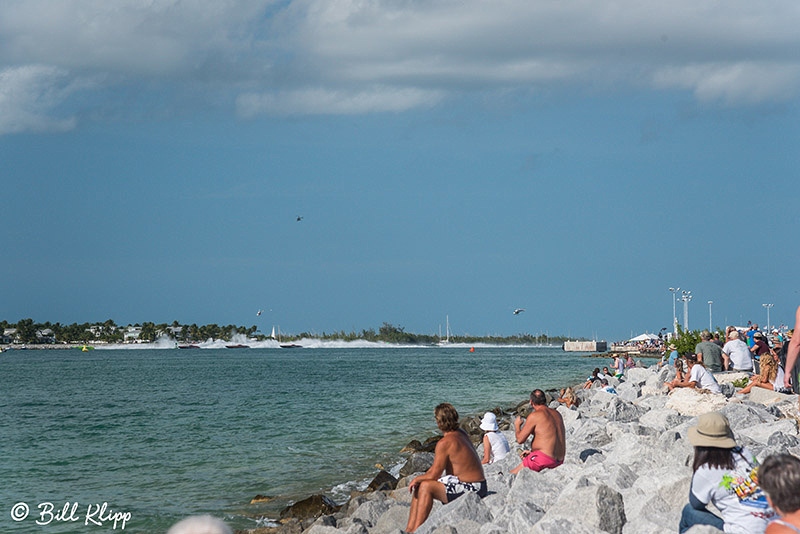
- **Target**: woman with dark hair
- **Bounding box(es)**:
[679,412,775,534]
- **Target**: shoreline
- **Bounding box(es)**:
[234,357,656,530]
[238,363,800,534]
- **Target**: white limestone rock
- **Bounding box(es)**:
[370,504,410,534]
[747,387,798,406]
[624,367,653,386]
[415,492,492,534]
[538,484,626,534]
[665,388,729,416]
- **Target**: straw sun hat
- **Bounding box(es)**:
[480,412,499,432]
[688,412,737,448]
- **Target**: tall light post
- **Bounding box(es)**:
[763,303,774,332]
[708,301,713,331]
[680,290,692,331]
[669,287,680,336]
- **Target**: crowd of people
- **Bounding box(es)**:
[166,306,800,534]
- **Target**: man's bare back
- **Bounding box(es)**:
[525,406,566,461]
[436,429,485,482]
[510,390,567,475]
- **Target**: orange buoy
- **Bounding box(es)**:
[469,347,475,352]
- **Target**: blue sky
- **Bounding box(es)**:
[2,1,799,340]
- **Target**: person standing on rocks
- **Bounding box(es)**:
[405,403,487,533]
[679,412,774,534]
[667,354,721,394]
[509,389,566,474]
[696,330,724,372]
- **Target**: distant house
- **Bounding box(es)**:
[2,328,18,344]
[124,327,142,343]
[36,329,56,344]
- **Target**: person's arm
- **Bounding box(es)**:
[515,413,535,444]
[481,435,491,464]
[409,439,449,491]
[785,305,800,388]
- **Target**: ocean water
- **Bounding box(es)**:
[0,345,639,533]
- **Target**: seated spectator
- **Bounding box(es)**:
[406,403,486,533]
[668,355,722,394]
[583,368,601,389]
[602,366,612,378]
[723,330,754,371]
[599,378,617,394]
[626,354,635,368]
[679,412,774,533]
[696,330,724,372]
[509,390,566,475]
[479,412,510,464]
[738,352,785,395]
[759,454,800,534]
[557,387,581,408]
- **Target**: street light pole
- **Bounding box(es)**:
[681,290,692,331]
[669,287,680,336]
[763,303,774,332]
[708,301,713,331]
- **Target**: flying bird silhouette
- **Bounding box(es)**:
[513,308,526,315]
[296,216,303,222]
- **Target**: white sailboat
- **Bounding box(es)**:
[438,316,451,346]
[270,326,277,340]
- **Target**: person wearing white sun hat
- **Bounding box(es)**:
[479,412,510,464]
[679,412,775,534]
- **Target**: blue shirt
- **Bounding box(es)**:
[669,350,678,366]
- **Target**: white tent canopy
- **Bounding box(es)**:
[629,333,659,342]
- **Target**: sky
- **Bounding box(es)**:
[2,0,799,341]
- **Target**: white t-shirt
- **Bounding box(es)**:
[689,364,721,394]
[690,447,774,534]
[723,339,754,370]
[485,431,510,463]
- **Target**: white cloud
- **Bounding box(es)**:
[236,86,444,116]
[653,62,800,105]
[1,0,800,129]
[0,65,81,134]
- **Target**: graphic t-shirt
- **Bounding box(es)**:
[689,364,721,394]
[690,447,774,534]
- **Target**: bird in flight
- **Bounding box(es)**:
[513,308,526,315]
[296,216,303,222]
[256,309,263,316]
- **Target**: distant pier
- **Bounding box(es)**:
[562,340,607,352]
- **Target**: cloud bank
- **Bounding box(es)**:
[1,0,799,133]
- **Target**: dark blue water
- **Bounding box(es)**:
[0,346,620,532]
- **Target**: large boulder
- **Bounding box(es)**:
[415,492,493,534]
[399,453,435,477]
[539,483,626,534]
[747,387,798,406]
[666,388,728,416]
[366,470,398,492]
[280,495,340,520]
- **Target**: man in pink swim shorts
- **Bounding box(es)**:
[510,389,566,474]
[521,449,563,471]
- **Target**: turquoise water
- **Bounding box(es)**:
[0,346,625,532]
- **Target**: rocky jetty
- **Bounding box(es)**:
[241,365,800,534]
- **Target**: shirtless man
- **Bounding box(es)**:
[405,403,486,533]
[509,389,566,474]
